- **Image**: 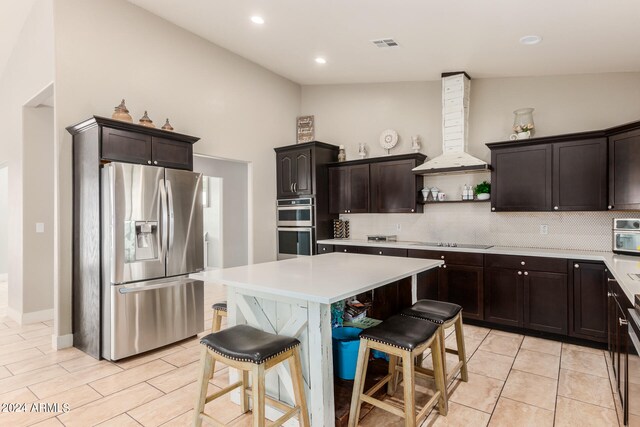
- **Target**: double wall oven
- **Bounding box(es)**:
[277,198,315,259]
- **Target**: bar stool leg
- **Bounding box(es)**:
[431,335,448,416]
[348,340,371,427]
[387,355,398,395]
[439,327,447,382]
[252,364,266,427]
[289,348,310,427]
[211,309,224,333]
[401,352,417,427]
[455,315,469,382]
[240,370,250,414]
[194,347,214,427]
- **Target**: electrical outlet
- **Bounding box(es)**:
[395,224,401,232]
[36,223,44,233]
[540,224,549,235]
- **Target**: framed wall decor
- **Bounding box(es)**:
[297,115,314,143]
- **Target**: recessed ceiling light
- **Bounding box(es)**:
[315,57,327,64]
[519,35,542,45]
[250,16,264,25]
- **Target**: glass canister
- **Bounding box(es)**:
[513,108,535,136]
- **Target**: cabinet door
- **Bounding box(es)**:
[523,271,568,335]
[484,268,522,327]
[491,144,552,211]
[570,262,607,342]
[348,164,370,213]
[609,128,640,210]
[294,149,312,195]
[276,152,296,198]
[328,167,348,214]
[416,268,439,301]
[553,138,607,211]
[152,137,193,170]
[370,159,419,213]
[439,265,484,320]
[101,127,151,164]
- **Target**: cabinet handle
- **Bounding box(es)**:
[154,160,158,165]
[147,160,152,165]
[290,183,293,192]
[293,183,297,192]
[521,261,525,266]
[441,255,445,259]
[620,318,628,326]
[518,271,522,275]
[379,251,383,255]
[524,271,529,276]
[608,205,613,210]
[343,249,348,252]
[322,248,326,251]
[607,278,617,283]
[411,209,414,212]
[574,264,579,269]
[491,207,496,211]
[442,264,447,268]
[554,206,559,210]
[607,292,613,297]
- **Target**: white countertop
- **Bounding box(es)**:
[318,238,640,304]
[190,253,442,304]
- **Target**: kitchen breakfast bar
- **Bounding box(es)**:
[191,253,443,426]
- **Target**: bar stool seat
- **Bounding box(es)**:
[348,314,447,427]
[194,325,309,427]
[200,324,300,364]
[212,301,228,312]
[401,299,468,384]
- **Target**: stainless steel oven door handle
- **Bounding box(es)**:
[159,179,168,259]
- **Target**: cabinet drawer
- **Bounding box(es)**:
[317,244,334,254]
[359,246,408,257]
[335,245,360,254]
[485,254,567,273]
[408,249,483,266]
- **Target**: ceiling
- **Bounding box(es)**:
[0,0,36,78]
[129,0,640,85]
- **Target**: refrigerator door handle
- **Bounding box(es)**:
[167,179,175,251]
[118,280,187,294]
[159,178,168,259]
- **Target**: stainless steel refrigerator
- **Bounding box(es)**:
[101,162,205,360]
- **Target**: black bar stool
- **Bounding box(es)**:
[211,301,228,333]
[348,314,448,427]
[401,300,468,384]
[194,324,309,427]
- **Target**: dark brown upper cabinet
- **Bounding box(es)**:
[274,141,339,200]
[328,164,369,214]
[327,153,425,214]
[68,116,199,172]
[490,143,552,212]
[553,138,607,211]
[609,127,640,210]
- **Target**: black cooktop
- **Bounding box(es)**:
[416,242,494,249]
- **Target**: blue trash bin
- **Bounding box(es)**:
[332,327,363,380]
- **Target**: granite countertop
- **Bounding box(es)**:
[318,238,640,304]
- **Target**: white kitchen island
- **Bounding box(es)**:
[191,252,442,427]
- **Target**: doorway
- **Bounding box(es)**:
[0,164,7,317]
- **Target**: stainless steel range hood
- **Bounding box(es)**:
[413,72,490,175]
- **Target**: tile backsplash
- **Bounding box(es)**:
[341,205,640,252]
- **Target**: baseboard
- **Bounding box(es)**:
[53,333,73,350]
[0,273,7,281]
[6,307,54,325]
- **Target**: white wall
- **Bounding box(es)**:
[301,73,640,250]
[0,166,7,278]
[0,0,54,322]
[53,0,300,338]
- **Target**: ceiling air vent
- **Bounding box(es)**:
[371,38,399,48]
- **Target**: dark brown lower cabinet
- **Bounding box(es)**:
[570,261,608,342]
[484,268,522,327]
[416,268,439,301]
[523,271,568,334]
[439,265,484,320]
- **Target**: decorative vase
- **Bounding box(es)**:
[477,193,490,200]
[358,143,367,159]
[421,188,430,201]
[512,107,535,137]
[430,187,439,201]
[112,99,132,122]
[161,118,174,131]
[139,111,155,128]
[509,130,531,140]
[338,145,346,162]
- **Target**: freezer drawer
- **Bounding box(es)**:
[102,277,204,360]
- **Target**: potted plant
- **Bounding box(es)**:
[474,181,491,200]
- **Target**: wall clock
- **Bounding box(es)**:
[379,129,398,154]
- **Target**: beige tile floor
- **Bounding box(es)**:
[0,280,621,426]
